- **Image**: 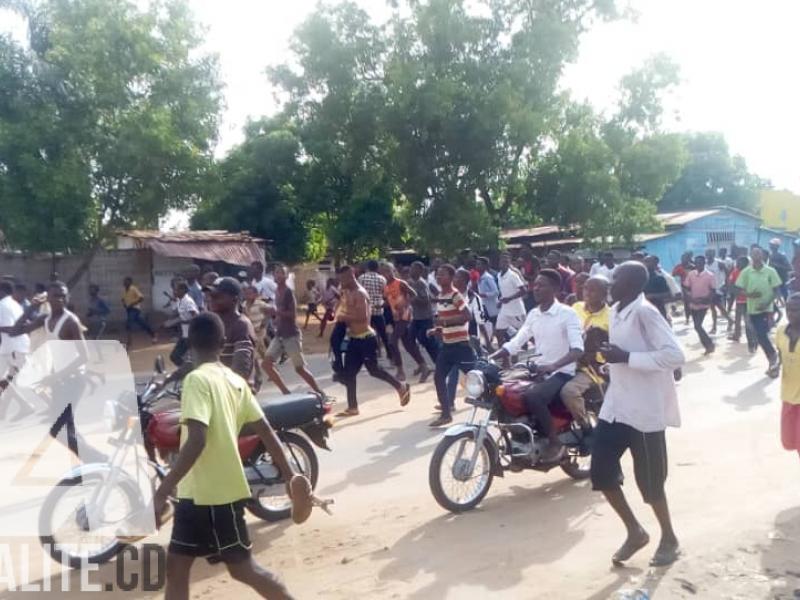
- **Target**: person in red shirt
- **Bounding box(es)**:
[728,256,756,351]
[672,252,694,325]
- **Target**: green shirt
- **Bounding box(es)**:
[176,362,263,505]
[736,264,782,315]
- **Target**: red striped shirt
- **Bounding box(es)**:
[438,290,469,344]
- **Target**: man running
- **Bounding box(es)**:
[153,311,313,600]
[593,261,684,567]
[357,260,391,358]
[671,253,694,325]
[684,255,716,354]
[335,266,410,417]
[495,252,527,349]
[0,280,35,420]
[475,257,499,338]
[261,264,325,396]
[380,262,431,383]
[705,248,731,334]
[733,247,783,377]
[204,277,257,385]
[408,261,440,364]
[166,280,198,367]
[121,276,156,347]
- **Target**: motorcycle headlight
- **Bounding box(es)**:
[465,370,486,398]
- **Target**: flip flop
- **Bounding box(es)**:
[336,408,359,418]
[289,475,314,525]
[612,531,650,566]
[399,383,411,407]
[649,545,681,567]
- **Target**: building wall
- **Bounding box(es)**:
[642,211,796,269]
[0,250,154,327]
[761,190,800,232]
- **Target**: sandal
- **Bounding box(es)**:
[399,383,411,407]
[289,475,314,525]
[649,544,681,567]
[612,530,650,566]
[336,408,359,418]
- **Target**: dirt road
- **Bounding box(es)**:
[3,321,800,599]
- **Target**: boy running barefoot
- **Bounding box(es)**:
[154,312,312,600]
[777,293,800,461]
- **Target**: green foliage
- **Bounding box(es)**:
[0,0,222,253]
[659,132,769,213]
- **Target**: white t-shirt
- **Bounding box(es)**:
[427,272,440,296]
[590,263,616,281]
[253,276,277,303]
[707,259,727,289]
[176,295,199,338]
[498,269,527,317]
[0,296,30,355]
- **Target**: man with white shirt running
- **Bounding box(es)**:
[250,261,277,303]
[594,261,684,568]
[165,280,199,367]
[495,252,527,347]
[491,269,584,463]
[0,280,35,420]
[590,251,616,280]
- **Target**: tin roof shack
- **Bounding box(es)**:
[116,230,267,316]
[499,225,583,255]
[637,207,796,270]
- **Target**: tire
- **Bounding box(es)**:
[246,430,319,522]
[560,452,592,480]
[429,431,495,513]
[39,473,139,569]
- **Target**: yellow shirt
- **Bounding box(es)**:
[572,302,610,331]
[176,362,264,505]
[776,325,800,405]
[122,285,144,308]
[572,302,610,382]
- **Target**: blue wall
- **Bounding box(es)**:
[642,211,797,269]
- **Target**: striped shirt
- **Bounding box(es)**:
[438,289,470,344]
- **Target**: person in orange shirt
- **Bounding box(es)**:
[379,262,431,383]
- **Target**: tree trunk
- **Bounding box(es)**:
[65,241,102,289]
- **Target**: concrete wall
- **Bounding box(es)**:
[0,249,154,327]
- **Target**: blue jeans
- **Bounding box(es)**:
[434,342,476,419]
[125,307,154,336]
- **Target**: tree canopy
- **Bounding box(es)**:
[0,0,222,255]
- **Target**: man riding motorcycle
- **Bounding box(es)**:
[490,269,583,464]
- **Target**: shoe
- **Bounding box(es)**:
[429,416,453,428]
[399,383,411,407]
[704,344,715,355]
[418,367,432,384]
[336,408,359,417]
[539,442,565,464]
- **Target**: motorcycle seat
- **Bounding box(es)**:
[259,393,322,429]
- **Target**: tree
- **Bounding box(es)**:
[269,2,404,263]
[380,0,620,253]
[659,132,769,213]
[530,56,687,245]
[191,117,316,264]
[0,0,222,278]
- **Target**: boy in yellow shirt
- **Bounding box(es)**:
[154,312,312,599]
[561,276,610,427]
[777,293,800,459]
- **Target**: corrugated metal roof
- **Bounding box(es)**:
[119,230,267,244]
[634,232,671,242]
[499,225,563,240]
[656,210,721,227]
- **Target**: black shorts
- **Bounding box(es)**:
[590,420,668,504]
[168,499,252,564]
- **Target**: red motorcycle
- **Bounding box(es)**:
[428,359,604,513]
[39,358,333,568]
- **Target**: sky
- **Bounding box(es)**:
[187,0,800,195]
[2,0,799,197]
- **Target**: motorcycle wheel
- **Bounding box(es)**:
[429,431,494,513]
[39,473,139,569]
[246,430,319,522]
[560,452,592,480]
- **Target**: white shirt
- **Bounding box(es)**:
[427,272,440,296]
[176,294,198,338]
[503,301,584,376]
[599,294,685,432]
[0,296,30,355]
[498,269,527,317]
[707,258,727,289]
[590,263,616,280]
[253,276,277,302]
